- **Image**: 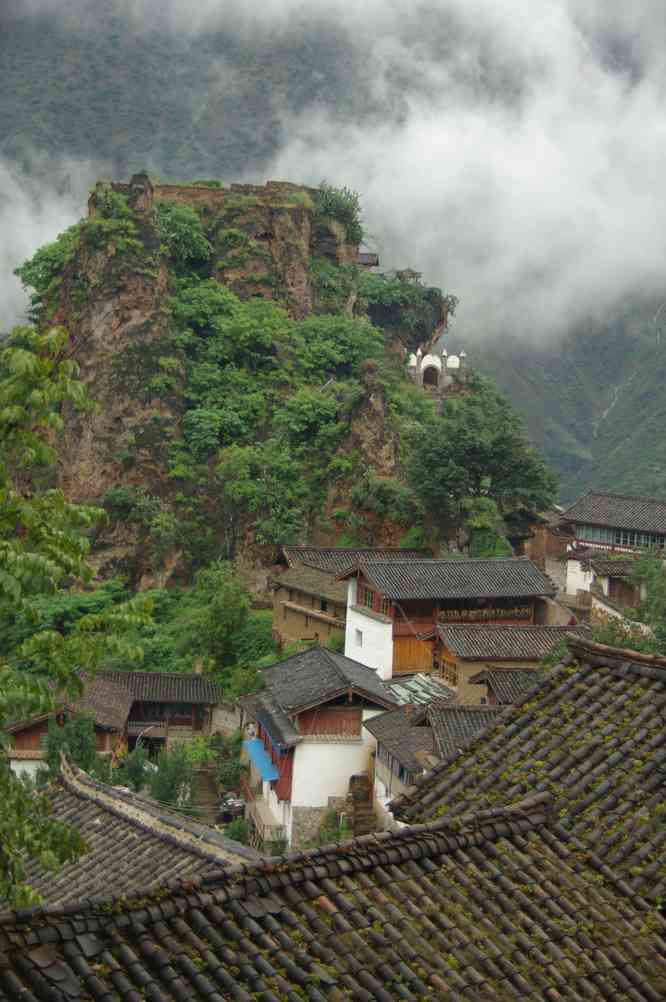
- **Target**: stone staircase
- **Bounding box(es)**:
[192,765,219,826]
[346,773,377,837]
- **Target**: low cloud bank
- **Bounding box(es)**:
[4,1,666,340]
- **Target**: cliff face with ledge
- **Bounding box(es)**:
[38,176,450,588]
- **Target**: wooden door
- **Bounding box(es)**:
[393,637,433,674]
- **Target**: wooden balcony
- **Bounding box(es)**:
[240,775,286,844]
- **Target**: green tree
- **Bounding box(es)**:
[0,326,151,907]
[43,714,98,777]
[173,560,250,670]
[408,373,557,525]
[122,742,148,793]
[216,730,246,792]
[148,742,194,809]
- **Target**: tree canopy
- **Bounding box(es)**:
[0,326,151,907]
[407,373,557,526]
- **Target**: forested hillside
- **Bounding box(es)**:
[3,1,666,503]
[0,2,379,178]
[10,176,553,590]
[474,310,666,502]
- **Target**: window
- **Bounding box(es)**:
[355,629,363,647]
[441,661,459,687]
[359,586,374,609]
[321,600,328,612]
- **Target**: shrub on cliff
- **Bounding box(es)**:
[154,202,211,269]
[314,182,363,244]
[408,373,557,524]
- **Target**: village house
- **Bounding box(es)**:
[5,788,665,999]
[339,555,560,679]
[433,622,587,700]
[365,699,504,824]
[271,545,429,647]
[391,635,666,906]
[564,548,646,608]
[559,488,666,551]
[240,646,396,849]
[467,665,546,705]
[364,705,437,818]
[7,670,220,777]
[508,506,571,592]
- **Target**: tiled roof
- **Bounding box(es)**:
[262,647,395,714]
[6,674,134,735]
[384,672,455,705]
[272,564,347,604]
[468,667,547,704]
[343,556,556,600]
[590,555,638,577]
[281,545,430,574]
[560,489,666,533]
[72,674,134,730]
[2,793,666,1000]
[245,648,396,750]
[21,757,260,905]
[437,623,588,660]
[428,704,506,757]
[363,707,435,771]
[392,638,666,901]
[247,692,301,749]
[101,669,220,704]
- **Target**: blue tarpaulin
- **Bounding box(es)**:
[243,739,279,781]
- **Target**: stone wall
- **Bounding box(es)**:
[290,805,327,848]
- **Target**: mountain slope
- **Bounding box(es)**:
[474,311,666,501]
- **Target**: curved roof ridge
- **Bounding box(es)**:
[59,756,257,866]
[0,792,553,927]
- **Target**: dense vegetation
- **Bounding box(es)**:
[476,310,666,501]
[16,184,556,570]
[0,326,151,907]
[0,4,382,177]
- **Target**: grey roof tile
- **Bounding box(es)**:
[428,704,506,757]
[346,556,556,600]
[468,667,547,704]
[262,647,395,713]
[3,793,666,1000]
[438,623,588,660]
[560,489,666,534]
[392,637,666,902]
[101,670,220,704]
[281,545,430,574]
[363,707,435,771]
[272,564,347,603]
[21,758,260,906]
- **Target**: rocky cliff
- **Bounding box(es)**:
[22,176,451,588]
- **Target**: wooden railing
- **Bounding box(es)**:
[240,776,286,843]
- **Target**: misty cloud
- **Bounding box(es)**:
[0,159,101,331]
[4,1,666,341]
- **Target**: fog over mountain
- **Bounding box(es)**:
[3,0,666,343]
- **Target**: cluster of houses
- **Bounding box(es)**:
[2,487,666,998]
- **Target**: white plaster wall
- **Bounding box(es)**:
[344,603,393,679]
[545,556,567,594]
[10,759,42,781]
[566,559,593,595]
[291,708,382,808]
[265,780,290,827]
[590,594,653,634]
